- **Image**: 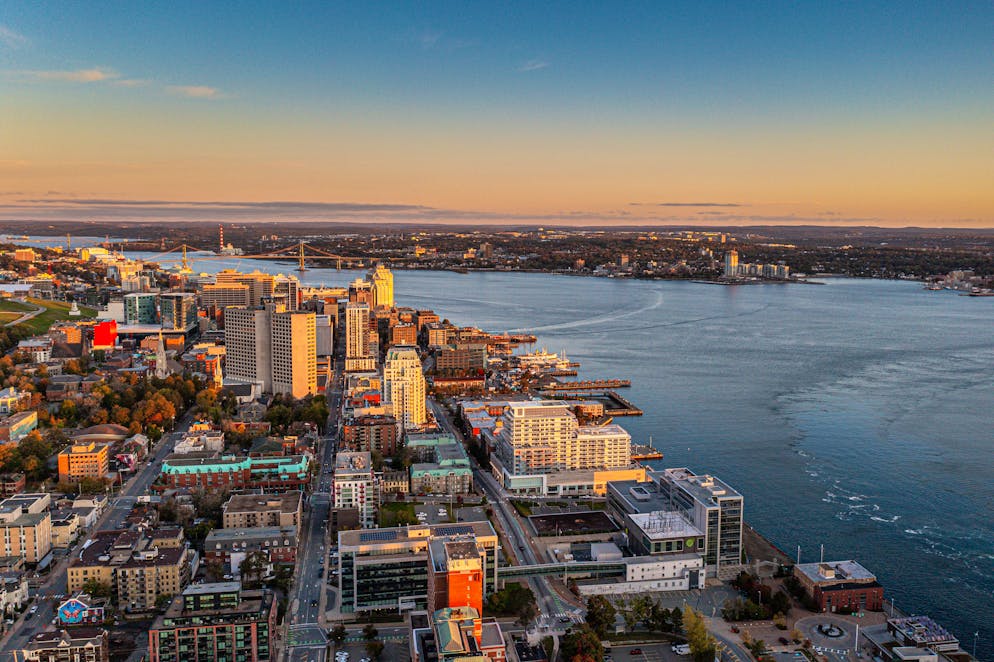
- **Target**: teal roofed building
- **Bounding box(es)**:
[408,435,473,495]
[156,453,309,493]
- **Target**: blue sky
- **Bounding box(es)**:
[1,1,992,225]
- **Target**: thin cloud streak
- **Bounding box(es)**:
[0,196,910,227]
[518,59,549,72]
[631,202,743,207]
[22,68,119,82]
[166,85,225,99]
[0,25,29,49]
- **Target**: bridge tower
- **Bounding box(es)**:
[297,242,307,272]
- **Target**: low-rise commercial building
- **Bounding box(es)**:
[148,583,277,662]
[793,560,884,613]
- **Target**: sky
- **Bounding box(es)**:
[1,2,992,227]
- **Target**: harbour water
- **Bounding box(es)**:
[133,255,993,655]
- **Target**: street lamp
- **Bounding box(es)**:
[973,632,979,659]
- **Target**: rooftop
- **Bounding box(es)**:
[183,581,241,595]
[628,510,702,540]
[662,467,743,503]
[795,559,877,584]
[223,491,302,515]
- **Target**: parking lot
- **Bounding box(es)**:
[605,642,689,662]
[333,640,410,662]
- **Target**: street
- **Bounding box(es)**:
[0,410,197,662]
[284,359,342,662]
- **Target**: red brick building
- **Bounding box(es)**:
[342,415,400,456]
[793,560,884,613]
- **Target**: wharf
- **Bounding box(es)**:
[542,378,631,391]
[548,390,643,416]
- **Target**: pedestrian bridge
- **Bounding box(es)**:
[498,561,627,580]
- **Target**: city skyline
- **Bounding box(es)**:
[1,2,992,228]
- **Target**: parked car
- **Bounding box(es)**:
[779,637,790,645]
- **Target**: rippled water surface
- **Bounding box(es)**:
[131,256,994,655]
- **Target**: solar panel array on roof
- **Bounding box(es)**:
[359,530,399,543]
[433,525,475,537]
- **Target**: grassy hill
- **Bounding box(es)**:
[0,297,98,335]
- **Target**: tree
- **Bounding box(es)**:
[584,595,616,638]
[239,551,269,587]
[362,623,378,641]
[560,624,604,662]
[682,606,716,662]
[670,606,683,633]
[330,624,347,649]
[484,583,537,625]
[80,579,112,599]
[364,639,385,660]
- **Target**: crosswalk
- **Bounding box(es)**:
[288,624,328,648]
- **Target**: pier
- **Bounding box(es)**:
[545,390,643,416]
[542,378,631,391]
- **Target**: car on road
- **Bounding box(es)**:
[29,606,38,615]
[671,644,691,655]
[778,636,790,645]
[629,649,642,655]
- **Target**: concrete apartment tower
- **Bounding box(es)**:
[225,304,316,397]
[271,310,317,398]
[224,304,278,393]
[345,302,376,372]
[383,346,426,429]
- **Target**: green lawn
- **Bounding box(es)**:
[0,298,97,335]
[378,501,418,527]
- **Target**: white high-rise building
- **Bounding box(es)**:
[271,310,317,398]
[368,264,394,309]
[382,346,426,430]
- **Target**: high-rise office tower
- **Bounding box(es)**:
[124,293,158,325]
[368,264,394,309]
[159,292,198,332]
[271,310,317,398]
[383,346,426,429]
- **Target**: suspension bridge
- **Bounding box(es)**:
[140,241,408,272]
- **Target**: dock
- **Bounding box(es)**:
[542,378,631,391]
[545,390,643,416]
